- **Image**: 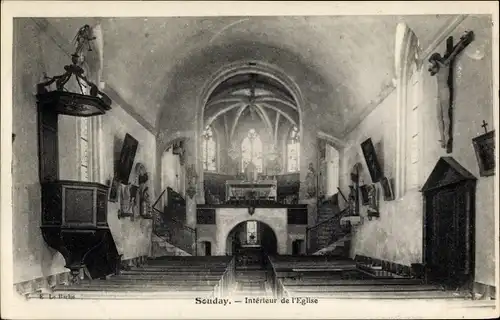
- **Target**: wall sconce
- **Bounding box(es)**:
[36,25,111,116]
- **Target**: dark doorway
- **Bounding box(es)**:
[292,239,305,255]
[421,157,476,290]
[204,241,212,256]
[227,220,278,269]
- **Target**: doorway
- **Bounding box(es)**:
[226,220,278,269]
[292,239,305,255]
[421,157,476,289]
[204,241,212,256]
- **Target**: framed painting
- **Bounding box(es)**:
[360,138,383,183]
[116,133,139,184]
[472,130,495,177]
[108,177,120,202]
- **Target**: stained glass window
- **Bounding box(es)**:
[247,220,257,244]
[287,126,300,172]
[202,126,217,171]
[241,128,263,173]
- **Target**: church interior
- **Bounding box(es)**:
[8,13,498,311]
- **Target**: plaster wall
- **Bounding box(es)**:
[12,18,154,283]
[342,15,495,287]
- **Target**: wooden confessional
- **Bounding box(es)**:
[421,157,476,290]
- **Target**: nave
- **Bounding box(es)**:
[26,253,488,303]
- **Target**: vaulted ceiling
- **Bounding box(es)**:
[44,15,457,136]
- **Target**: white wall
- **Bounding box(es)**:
[161,147,183,204]
[342,15,495,287]
[101,103,156,260]
[12,19,154,282]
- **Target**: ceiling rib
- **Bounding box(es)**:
[230,104,250,140]
[258,102,298,126]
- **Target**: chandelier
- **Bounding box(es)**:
[36,25,112,116]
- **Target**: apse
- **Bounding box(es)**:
[202,72,300,176]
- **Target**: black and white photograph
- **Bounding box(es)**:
[1,1,499,319]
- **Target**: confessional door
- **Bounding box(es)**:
[424,181,474,289]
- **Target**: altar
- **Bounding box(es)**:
[225,180,277,201]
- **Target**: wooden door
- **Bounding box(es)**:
[425,182,473,289]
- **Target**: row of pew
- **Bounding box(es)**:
[267,255,470,300]
[29,256,235,300]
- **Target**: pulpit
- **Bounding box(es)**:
[36,29,119,282]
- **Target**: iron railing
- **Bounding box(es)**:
[151,187,197,255]
[306,206,351,254]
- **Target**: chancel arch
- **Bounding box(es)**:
[196,61,304,198]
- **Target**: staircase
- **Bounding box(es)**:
[150,188,197,256]
[151,234,191,257]
[307,200,351,256]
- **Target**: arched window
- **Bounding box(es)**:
[395,22,422,198]
[202,126,217,171]
[241,129,263,173]
[287,126,300,172]
[246,221,258,244]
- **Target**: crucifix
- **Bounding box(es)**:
[428,30,474,153]
[481,120,489,134]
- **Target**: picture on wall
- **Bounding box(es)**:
[360,138,383,183]
[108,177,120,202]
[359,185,371,205]
[472,130,495,177]
[380,176,395,201]
[116,133,139,184]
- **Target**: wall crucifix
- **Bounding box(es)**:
[428,30,474,153]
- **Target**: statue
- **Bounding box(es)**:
[304,162,317,199]
[347,185,357,216]
[185,164,198,199]
[428,31,474,153]
[135,163,152,218]
[119,183,138,219]
[366,184,379,217]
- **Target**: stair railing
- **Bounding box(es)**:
[151,188,197,255]
[306,206,351,254]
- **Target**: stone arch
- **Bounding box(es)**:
[195,60,305,203]
[215,208,288,255]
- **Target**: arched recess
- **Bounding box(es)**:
[394,23,422,199]
[215,207,288,255]
[195,61,305,203]
[159,136,190,204]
